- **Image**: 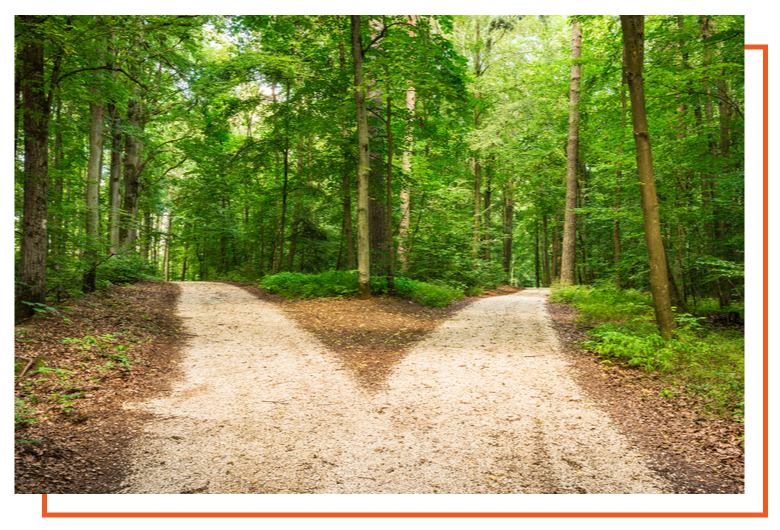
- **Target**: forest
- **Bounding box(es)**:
[14,15,745,338]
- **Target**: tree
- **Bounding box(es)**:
[560,19,582,286]
[620,15,675,339]
[351,15,371,299]
[16,16,52,318]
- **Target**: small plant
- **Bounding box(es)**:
[36,366,75,383]
[660,388,674,398]
[15,397,39,425]
[21,301,58,315]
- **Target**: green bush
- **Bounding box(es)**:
[552,284,745,418]
[97,254,159,285]
[260,271,463,308]
[550,284,652,323]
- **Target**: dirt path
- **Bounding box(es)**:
[119,281,669,494]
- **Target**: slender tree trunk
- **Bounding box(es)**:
[614,63,628,288]
[120,98,141,249]
[398,14,417,272]
[621,15,676,340]
[163,213,172,282]
[483,166,492,261]
[542,213,551,286]
[502,182,514,274]
[83,97,105,293]
[17,15,49,319]
[83,19,105,293]
[276,80,292,272]
[351,15,371,299]
[119,19,143,251]
[552,213,562,282]
[286,141,305,270]
[52,99,64,266]
[385,74,395,290]
[181,233,189,281]
[367,22,388,278]
[560,20,582,286]
[534,220,540,288]
[106,28,123,255]
[14,45,22,165]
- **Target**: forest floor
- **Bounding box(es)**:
[14,280,744,495]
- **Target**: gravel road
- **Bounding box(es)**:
[119,281,669,494]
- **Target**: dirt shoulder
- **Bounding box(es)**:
[14,281,185,494]
[545,301,745,494]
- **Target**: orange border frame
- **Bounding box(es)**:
[40,44,769,520]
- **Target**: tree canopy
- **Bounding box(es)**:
[14,15,745,337]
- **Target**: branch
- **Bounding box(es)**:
[56,65,149,90]
[147,100,186,118]
[363,21,409,55]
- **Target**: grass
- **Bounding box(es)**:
[551,284,744,420]
[259,271,464,308]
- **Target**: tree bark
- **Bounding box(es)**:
[502,182,514,274]
[120,98,141,249]
[85,20,107,292]
[83,98,105,293]
[107,28,123,254]
[351,15,371,299]
[385,74,395,289]
[621,15,676,340]
[560,19,582,286]
[16,15,49,319]
[14,41,22,165]
[398,15,417,273]
[119,18,143,251]
[367,19,388,278]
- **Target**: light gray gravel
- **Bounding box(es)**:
[119,281,670,494]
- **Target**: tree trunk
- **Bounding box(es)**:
[351,15,371,299]
[560,20,582,286]
[120,98,141,250]
[337,32,357,270]
[119,19,143,251]
[542,213,551,286]
[483,166,492,261]
[502,182,514,274]
[16,15,49,319]
[107,28,123,255]
[276,80,291,272]
[367,31,388,278]
[385,74,395,290]
[621,15,676,340]
[397,15,417,272]
[83,98,105,293]
[398,85,415,271]
[14,43,22,165]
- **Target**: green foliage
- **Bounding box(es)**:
[552,284,744,419]
[549,284,652,323]
[15,397,39,425]
[97,254,159,286]
[260,271,464,308]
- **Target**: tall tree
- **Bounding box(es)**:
[560,19,582,286]
[83,23,107,293]
[351,15,371,299]
[16,16,51,318]
[621,15,676,339]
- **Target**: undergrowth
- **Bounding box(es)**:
[260,271,464,308]
[551,284,744,420]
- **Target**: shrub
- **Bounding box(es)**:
[260,271,463,308]
[97,254,159,285]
